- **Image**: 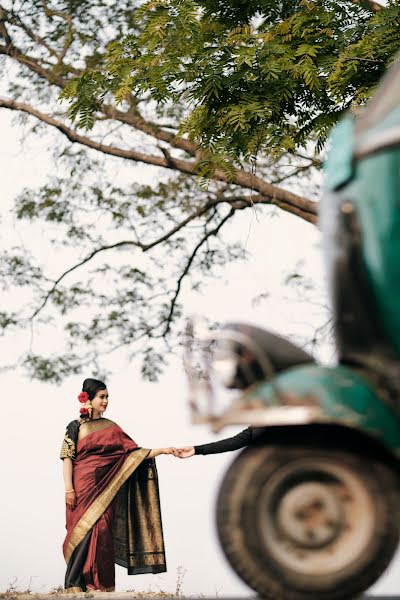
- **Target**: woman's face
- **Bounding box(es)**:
[91,388,109,414]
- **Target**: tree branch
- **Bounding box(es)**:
[28,201,224,319]
[0,96,318,223]
[270,164,316,185]
[0,10,318,223]
[0,96,171,166]
[0,11,197,157]
[5,10,59,58]
[142,201,218,250]
[162,208,236,337]
[0,40,69,88]
[0,6,12,47]
[40,0,73,24]
[34,2,75,67]
[102,105,198,158]
[29,240,139,319]
[292,152,322,168]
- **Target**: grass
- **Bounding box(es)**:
[0,567,189,598]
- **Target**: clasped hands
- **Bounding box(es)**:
[154,446,195,459]
[173,446,195,459]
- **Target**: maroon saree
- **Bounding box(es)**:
[61,418,166,593]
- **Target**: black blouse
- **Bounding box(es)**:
[194,427,265,455]
[60,419,80,461]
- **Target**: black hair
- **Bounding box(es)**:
[82,378,107,400]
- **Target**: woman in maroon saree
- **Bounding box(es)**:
[60,378,174,593]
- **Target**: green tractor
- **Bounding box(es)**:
[185,59,400,600]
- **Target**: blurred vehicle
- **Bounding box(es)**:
[184,58,400,600]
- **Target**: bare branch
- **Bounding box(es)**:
[163,208,236,336]
[40,0,73,24]
[56,21,74,66]
[0,5,79,78]
[102,105,198,157]
[0,40,69,88]
[293,153,323,168]
[28,201,223,319]
[0,6,12,47]
[6,10,59,58]
[29,240,139,319]
[142,201,217,250]
[0,96,171,167]
[271,164,316,185]
[38,1,75,67]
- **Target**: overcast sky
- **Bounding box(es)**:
[1,103,399,598]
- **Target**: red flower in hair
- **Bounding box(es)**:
[78,391,89,403]
[80,407,89,416]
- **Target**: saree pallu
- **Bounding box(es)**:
[63,418,166,593]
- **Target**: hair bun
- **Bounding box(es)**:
[82,378,107,401]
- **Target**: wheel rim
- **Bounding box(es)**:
[257,457,376,576]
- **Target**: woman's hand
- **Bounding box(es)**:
[148,447,179,458]
[65,490,76,511]
[162,447,178,456]
[176,446,195,459]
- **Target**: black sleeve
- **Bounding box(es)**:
[194,427,253,455]
[60,420,80,461]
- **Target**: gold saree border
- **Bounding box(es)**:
[65,447,150,563]
[78,418,114,441]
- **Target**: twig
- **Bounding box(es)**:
[163,208,235,337]
[28,202,220,320]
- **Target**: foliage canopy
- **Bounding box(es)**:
[0,0,397,381]
[63,0,400,157]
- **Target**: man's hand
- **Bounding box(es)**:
[176,446,195,459]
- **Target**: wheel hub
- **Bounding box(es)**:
[277,482,343,548]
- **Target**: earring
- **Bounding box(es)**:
[88,400,93,419]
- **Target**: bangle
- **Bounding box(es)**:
[65,489,75,493]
